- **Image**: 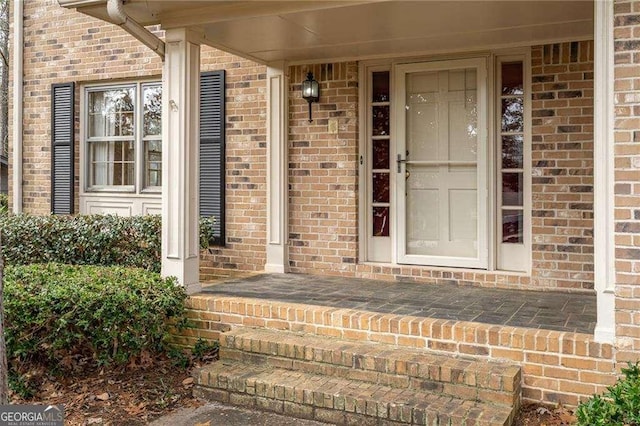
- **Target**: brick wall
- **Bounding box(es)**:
[530,41,595,291]
[11,0,267,271]
[613,0,640,363]
[289,44,595,292]
[288,63,360,275]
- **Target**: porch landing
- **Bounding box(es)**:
[201,273,596,335]
[182,273,613,408]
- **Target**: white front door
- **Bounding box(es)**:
[395,58,488,268]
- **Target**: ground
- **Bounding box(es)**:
[11,359,578,426]
[11,357,203,425]
[515,404,577,425]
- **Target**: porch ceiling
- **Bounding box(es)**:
[60,0,594,64]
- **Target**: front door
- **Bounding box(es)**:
[395,58,488,268]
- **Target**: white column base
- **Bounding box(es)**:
[265,245,289,273]
[595,289,616,343]
[163,258,200,290]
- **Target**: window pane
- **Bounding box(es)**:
[372,138,389,169]
[145,140,162,188]
[502,135,523,169]
[372,71,390,102]
[501,98,523,133]
[88,88,135,137]
[89,140,135,187]
[501,62,523,95]
[502,210,523,243]
[143,85,162,137]
[372,172,389,203]
[502,172,523,206]
[372,106,390,136]
[373,207,390,237]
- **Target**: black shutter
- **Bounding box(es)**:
[51,83,75,214]
[200,71,225,245]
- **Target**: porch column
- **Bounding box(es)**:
[265,62,290,273]
[593,0,615,343]
[161,28,201,293]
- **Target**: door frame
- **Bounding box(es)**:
[393,57,489,269]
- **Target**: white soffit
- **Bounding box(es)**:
[65,0,594,64]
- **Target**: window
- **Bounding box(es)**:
[363,67,392,262]
[496,56,530,272]
[75,71,226,241]
[85,81,161,192]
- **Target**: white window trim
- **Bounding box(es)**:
[495,52,532,274]
[79,79,163,216]
[358,48,532,273]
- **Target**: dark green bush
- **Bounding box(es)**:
[0,193,8,215]
[576,362,640,426]
[0,214,217,272]
[4,263,187,370]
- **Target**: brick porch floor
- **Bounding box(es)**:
[201,273,596,334]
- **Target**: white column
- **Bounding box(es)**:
[593,0,615,343]
[265,62,290,273]
[161,28,201,293]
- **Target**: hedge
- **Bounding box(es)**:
[4,263,187,372]
[576,362,640,426]
[0,214,216,272]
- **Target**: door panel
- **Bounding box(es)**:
[395,58,487,268]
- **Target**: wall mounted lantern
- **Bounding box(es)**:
[302,71,319,123]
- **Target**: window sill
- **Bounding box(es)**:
[141,187,161,195]
[85,186,135,194]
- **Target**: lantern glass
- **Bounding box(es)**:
[302,72,319,102]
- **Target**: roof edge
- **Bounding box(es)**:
[57,0,105,8]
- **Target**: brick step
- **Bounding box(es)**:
[220,327,521,408]
[194,361,514,426]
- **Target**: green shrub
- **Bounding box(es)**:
[0,193,8,216]
[0,214,217,272]
[4,263,188,370]
[576,362,640,426]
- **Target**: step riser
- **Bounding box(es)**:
[195,366,511,426]
[194,386,422,426]
[221,347,518,408]
[220,331,521,402]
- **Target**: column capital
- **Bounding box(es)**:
[164,27,205,44]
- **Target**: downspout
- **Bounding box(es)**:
[12,0,23,214]
[107,0,165,59]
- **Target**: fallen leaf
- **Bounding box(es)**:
[140,351,154,368]
[87,418,103,425]
[536,407,551,415]
[559,412,576,424]
[95,392,109,401]
[125,402,147,416]
[182,377,194,386]
[194,422,210,426]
